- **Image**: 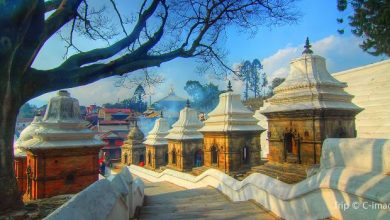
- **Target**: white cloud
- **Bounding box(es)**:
[261,35,385,81]
[29,35,386,107]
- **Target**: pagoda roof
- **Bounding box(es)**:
[103,108,132,114]
[99,120,128,125]
[155,88,186,103]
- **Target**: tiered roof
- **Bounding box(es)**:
[165,101,203,140]
[143,112,170,145]
[20,90,104,150]
[199,82,264,132]
[261,38,362,114]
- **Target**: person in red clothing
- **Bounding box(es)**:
[139,161,145,167]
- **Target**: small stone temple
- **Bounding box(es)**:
[165,101,204,171]
[20,90,104,200]
[199,82,265,174]
[14,114,42,195]
[260,38,362,165]
[143,112,170,170]
[121,122,145,166]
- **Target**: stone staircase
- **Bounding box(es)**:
[249,162,308,184]
[191,166,210,176]
[286,153,299,164]
[138,181,276,220]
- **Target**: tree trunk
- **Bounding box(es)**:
[0,61,23,211]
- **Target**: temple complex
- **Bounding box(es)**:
[199,82,265,174]
[143,112,170,169]
[165,101,204,171]
[121,122,145,166]
[19,90,104,200]
[260,39,362,164]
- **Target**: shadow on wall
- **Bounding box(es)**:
[324,138,390,220]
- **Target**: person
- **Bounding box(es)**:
[139,161,145,167]
[100,161,106,176]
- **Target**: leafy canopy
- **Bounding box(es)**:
[337,0,390,56]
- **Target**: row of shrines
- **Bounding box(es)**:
[12,40,361,200]
[123,88,264,174]
[122,43,362,174]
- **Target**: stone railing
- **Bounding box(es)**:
[129,138,390,220]
[45,167,144,220]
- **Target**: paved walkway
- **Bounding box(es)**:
[138,181,276,220]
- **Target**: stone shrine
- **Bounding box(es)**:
[121,122,145,166]
[143,112,170,170]
[165,101,204,171]
[14,114,42,195]
[19,90,104,200]
[199,82,265,174]
[260,38,362,164]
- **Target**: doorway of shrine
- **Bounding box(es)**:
[194,149,203,167]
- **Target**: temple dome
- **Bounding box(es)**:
[165,103,203,140]
[261,50,363,114]
[143,115,170,145]
[19,90,104,150]
[199,91,264,132]
[127,124,145,142]
[14,115,43,156]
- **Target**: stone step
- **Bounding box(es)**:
[140,208,274,220]
[141,201,258,214]
[138,181,276,220]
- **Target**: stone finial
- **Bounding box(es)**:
[186,99,191,108]
[43,90,81,122]
[227,80,233,92]
[302,37,313,55]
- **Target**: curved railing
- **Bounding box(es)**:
[129,138,390,220]
[45,167,145,220]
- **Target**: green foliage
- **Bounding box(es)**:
[337,0,390,56]
[184,81,221,113]
[267,77,285,96]
[238,59,268,99]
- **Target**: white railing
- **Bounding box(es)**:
[129,138,390,220]
[45,167,144,220]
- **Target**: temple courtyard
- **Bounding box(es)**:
[6,44,390,220]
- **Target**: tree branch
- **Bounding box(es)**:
[59,0,161,68]
[44,0,63,13]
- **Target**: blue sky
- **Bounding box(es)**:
[30,0,387,107]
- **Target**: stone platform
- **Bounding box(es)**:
[248,162,308,184]
[138,180,276,220]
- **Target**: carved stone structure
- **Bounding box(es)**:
[165,101,204,171]
[199,82,265,174]
[14,115,42,194]
[143,112,170,169]
[121,122,145,166]
[260,39,362,165]
[20,90,104,200]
